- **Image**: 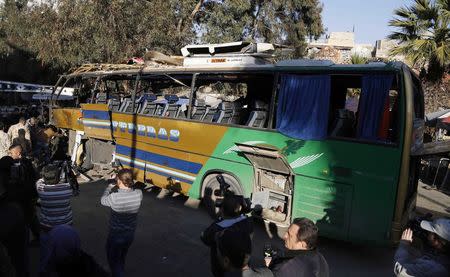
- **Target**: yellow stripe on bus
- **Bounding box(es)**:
[112,113,228,157]
[80,103,110,111]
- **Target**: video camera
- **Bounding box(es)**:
[52,160,80,196]
[407,213,433,242]
[214,174,252,214]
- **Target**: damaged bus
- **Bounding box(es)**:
[50,41,424,244]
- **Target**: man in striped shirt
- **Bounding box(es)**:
[101,168,143,277]
[36,164,73,274]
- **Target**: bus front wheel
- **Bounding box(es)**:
[201,173,243,218]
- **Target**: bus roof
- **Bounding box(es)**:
[63,60,405,79]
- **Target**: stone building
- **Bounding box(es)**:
[306,32,400,64]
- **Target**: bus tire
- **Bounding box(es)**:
[200,172,243,218]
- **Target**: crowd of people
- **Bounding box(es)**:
[0,110,449,277]
[0,110,74,277]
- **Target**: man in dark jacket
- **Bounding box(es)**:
[201,194,254,277]
[0,144,40,242]
[0,180,29,277]
[217,228,273,277]
[267,218,329,277]
[394,218,450,277]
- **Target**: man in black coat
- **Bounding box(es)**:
[0,167,29,277]
[267,218,329,277]
[0,144,40,242]
[201,194,254,277]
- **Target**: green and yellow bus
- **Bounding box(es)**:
[51,42,424,244]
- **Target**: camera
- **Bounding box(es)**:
[407,213,433,242]
[54,160,80,196]
[214,174,252,214]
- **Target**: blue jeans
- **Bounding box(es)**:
[106,232,134,277]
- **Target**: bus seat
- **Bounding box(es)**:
[139,101,157,115]
[246,111,267,128]
[124,101,135,113]
[216,102,233,124]
[330,109,355,137]
[95,92,107,104]
[108,99,121,112]
[177,97,189,118]
[154,103,166,116]
[231,102,243,125]
[191,99,207,120]
[164,94,180,117]
[142,93,157,102]
[246,101,268,128]
[203,106,217,122]
[119,98,133,113]
[138,94,157,115]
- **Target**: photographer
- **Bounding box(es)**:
[101,168,143,277]
[201,192,253,277]
[36,164,76,274]
[217,228,273,277]
[394,218,450,277]
[266,218,329,277]
[0,144,39,244]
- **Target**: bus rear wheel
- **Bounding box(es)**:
[201,173,243,218]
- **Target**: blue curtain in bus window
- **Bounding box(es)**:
[276,74,331,140]
[357,74,394,140]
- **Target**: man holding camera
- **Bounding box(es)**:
[0,144,39,243]
[36,164,75,275]
[266,218,329,277]
[201,194,254,277]
[217,228,273,277]
[394,218,450,277]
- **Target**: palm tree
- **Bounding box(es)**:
[350,54,368,64]
[388,0,449,81]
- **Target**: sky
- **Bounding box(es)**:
[321,0,412,44]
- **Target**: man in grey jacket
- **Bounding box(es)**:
[394,218,450,277]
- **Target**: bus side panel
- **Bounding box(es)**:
[80,104,112,141]
[292,139,403,243]
[52,108,84,131]
[198,126,403,243]
[111,114,229,194]
[115,137,196,194]
[292,175,353,241]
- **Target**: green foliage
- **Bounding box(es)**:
[388,0,450,82]
[197,0,324,58]
[350,54,368,64]
[0,0,324,71]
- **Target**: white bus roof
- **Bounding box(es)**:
[180,41,275,57]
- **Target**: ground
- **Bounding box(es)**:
[29,175,450,277]
[31,178,398,277]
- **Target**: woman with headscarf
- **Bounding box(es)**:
[41,225,109,277]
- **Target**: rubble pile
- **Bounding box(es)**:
[314,46,341,64]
